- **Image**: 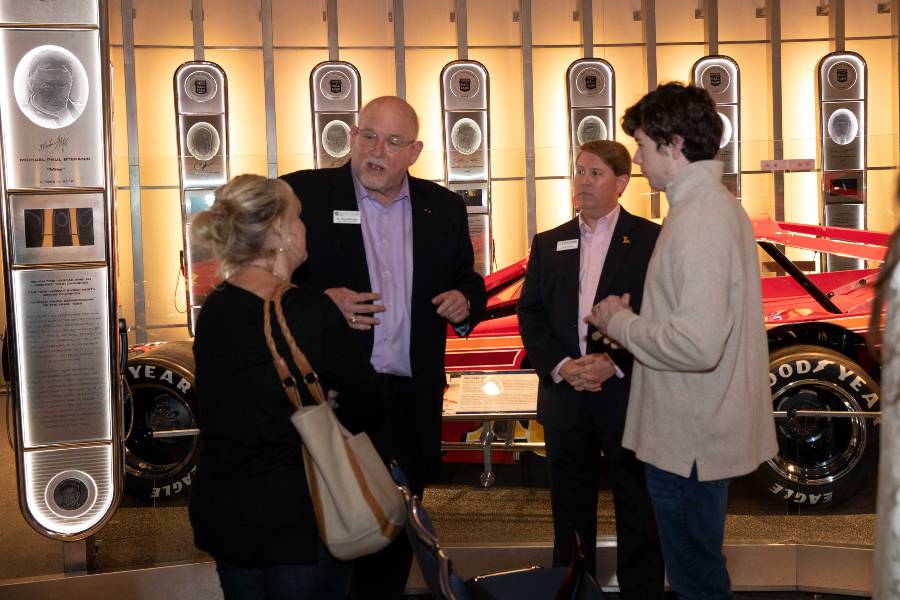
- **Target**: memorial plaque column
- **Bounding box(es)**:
[817,52,867,271]
[566,58,615,216]
[692,56,741,197]
[0,0,122,539]
[441,60,492,276]
[310,61,361,170]
[174,61,229,334]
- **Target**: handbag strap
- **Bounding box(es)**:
[262,281,327,410]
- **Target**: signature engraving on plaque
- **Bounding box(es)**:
[39,134,70,157]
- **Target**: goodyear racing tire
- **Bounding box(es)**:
[760,344,879,508]
[123,341,198,501]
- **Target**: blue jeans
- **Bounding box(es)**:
[215,542,351,600]
[644,462,733,600]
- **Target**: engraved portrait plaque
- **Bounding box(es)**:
[0,29,103,189]
[822,102,864,171]
[10,193,106,265]
[444,112,488,179]
[178,114,228,188]
[46,470,96,517]
[450,117,482,156]
[0,0,99,26]
[576,115,608,145]
[13,267,112,447]
[321,119,351,158]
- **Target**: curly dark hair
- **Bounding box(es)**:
[622,82,722,162]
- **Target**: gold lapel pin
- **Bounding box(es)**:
[622,235,630,245]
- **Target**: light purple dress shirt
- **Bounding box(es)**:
[551,204,621,383]
[352,172,413,377]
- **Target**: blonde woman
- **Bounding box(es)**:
[188,175,379,599]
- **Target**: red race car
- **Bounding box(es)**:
[123,215,887,506]
[443,214,887,507]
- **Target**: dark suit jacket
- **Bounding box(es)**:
[281,163,487,460]
[517,208,660,431]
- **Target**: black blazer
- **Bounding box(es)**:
[281,164,487,459]
[517,208,660,430]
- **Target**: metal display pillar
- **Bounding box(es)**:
[0,0,122,541]
[440,60,492,276]
[817,52,867,271]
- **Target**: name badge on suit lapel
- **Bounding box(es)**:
[333,210,361,225]
[556,239,579,251]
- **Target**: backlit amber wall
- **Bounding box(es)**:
[108,0,900,342]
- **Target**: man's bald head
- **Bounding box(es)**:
[359,96,419,139]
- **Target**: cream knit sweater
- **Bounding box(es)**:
[607,160,778,481]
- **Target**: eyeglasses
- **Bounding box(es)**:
[353,127,416,155]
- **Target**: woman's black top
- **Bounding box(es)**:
[189,282,379,565]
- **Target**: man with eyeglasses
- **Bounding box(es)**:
[282,96,486,598]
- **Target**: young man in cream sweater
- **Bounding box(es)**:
[585,83,777,599]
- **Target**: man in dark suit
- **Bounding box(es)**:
[282,96,486,598]
[517,140,664,599]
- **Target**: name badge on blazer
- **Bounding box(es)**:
[556,239,579,251]
[333,210,361,225]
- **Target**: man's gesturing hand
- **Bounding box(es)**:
[324,287,386,330]
[432,289,469,324]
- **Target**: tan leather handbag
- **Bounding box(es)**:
[263,282,405,561]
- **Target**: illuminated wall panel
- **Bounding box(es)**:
[468,48,525,179]
[781,41,828,161]
[468,0,520,46]
[533,0,580,46]
[620,176,654,221]
[866,168,898,234]
[491,180,528,268]
[135,48,193,187]
[593,0,644,45]
[847,2,893,38]
[206,49,268,177]
[273,0,328,46]
[718,0,766,42]
[108,0,123,45]
[784,171,820,224]
[404,0,455,47]
[205,0,261,46]
[656,0,704,43]
[741,173,775,218]
[116,189,136,335]
[339,49,396,104]
[274,49,328,176]
[533,47,580,179]
[133,0,192,46]
[846,40,892,168]
[656,45,706,87]
[139,189,188,331]
[338,0,393,47]
[719,43,772,173]
[536,179,573,234]
[596,46,646,147]
[405,49,457,181]
[110,47,129,188]
[781,0,828,40]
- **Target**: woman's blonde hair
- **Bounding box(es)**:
[191,174,293,277]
